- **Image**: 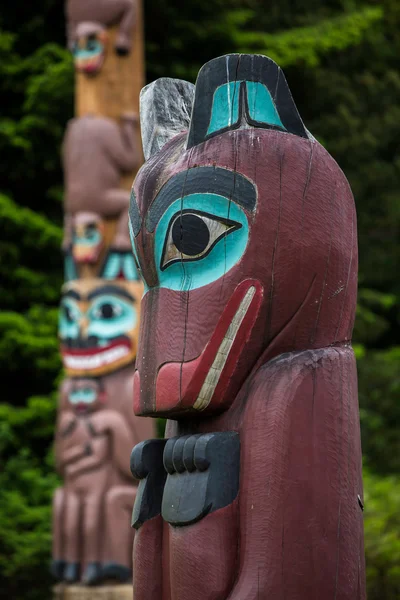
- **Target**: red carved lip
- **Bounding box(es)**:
[75,402,90,414]
[143,279,263,416]
[76,54,105,75]
[61,339,131,371]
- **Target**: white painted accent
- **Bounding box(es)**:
[64,344,130,371]
[194,286,256,411]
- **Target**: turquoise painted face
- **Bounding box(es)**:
[153,193,249,292]
[73,34,106,75]
[207,81,285,136]
[59,293,137,346]
[69,387,97,405]
[59,280,141,376]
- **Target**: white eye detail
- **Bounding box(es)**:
[161,210,241,271]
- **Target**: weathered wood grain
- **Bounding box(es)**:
[130,53,365,599]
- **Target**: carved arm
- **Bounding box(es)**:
[89,409,135,479]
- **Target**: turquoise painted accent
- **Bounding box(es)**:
[64,255,76,282]
[123,254,139,280]
[153,193,248,292]
[87,295,137,339]
[74,229,102,248]
[103,252,138,281]
[206,81,285,136]
[129,219,149,292]
[245,82,284,128]
[207,82,240,135]
[102,253,120,279]
[69,388,97,405]
[59,298,81,340]
[73,40,104,61]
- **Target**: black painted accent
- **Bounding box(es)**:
[82,562,102,586]
[172,213,210,256]
[84,443,92,456]
[160,209,241,272]
[358,494,364,511]
[62,289,81,301]
[100,562,132,583]
[63,562,80,583]
[129,188,142,236]
[60,419,77,438]
[146,166,257,232]
[187,54,308,148]
[50,559,66,581]
[161,432,240,526]
[130,438,168,530]
[87,284,135,302]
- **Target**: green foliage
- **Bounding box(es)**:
[364,469,400,600]
[234,6,383,67]
[0,0,399,598]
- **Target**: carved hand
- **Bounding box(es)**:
[88,409,125,437]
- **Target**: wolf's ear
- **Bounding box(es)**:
[187,54,309,149]
[140,78,195,160]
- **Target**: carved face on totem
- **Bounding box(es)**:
[130,54,357,418]
[66,377,106,415]
[72,212,105,264]
[72,23,108,75]
[59,278,143,377]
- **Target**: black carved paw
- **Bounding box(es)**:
[130,439,167,529]
[100,562,132,583]
[50,559,66,581]
[63,561,80,583]
[82,562,102,586]
[162,432,240,526]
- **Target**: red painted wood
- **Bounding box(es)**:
[131,57,364,598]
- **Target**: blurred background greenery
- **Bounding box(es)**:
[0,1,399,598]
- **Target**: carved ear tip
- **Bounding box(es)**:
[141,77,194,94]
[140,78,195,161]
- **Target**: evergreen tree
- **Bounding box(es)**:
[0,1,398,598]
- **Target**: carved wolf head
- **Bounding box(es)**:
[130,54,357,418]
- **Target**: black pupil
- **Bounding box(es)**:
[86,226,96,240]
[100,303,115,319]
[171,214,210,256]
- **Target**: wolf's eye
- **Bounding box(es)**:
[161,211,241,271]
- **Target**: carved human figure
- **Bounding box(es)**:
[129,55,366,599]
[52,370,155,585]
[66,0,136,72]
[62,113,140,258]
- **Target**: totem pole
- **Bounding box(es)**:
[129,55,366,599]
[52,1,153,597]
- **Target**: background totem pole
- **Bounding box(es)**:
[129,54,366,599]
[52,1,154,597]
